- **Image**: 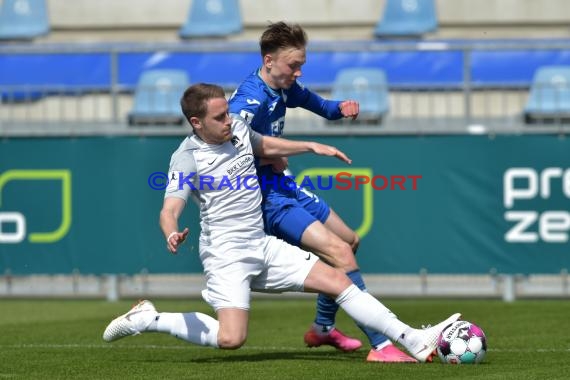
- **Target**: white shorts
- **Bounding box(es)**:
[199,235,319,310]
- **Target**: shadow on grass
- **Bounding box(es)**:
[191,350,363,363]
[130,349,365,364]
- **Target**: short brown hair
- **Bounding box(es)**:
[180,83,226,124]
[259,21,308,56]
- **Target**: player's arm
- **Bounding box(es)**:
[253,134,352,164]
[289,82,359,120]
[159,196,189,254]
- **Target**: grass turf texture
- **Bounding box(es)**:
[0,298,568,379]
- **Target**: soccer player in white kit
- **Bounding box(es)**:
[102,83,460,362]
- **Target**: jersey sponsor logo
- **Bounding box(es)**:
[207,157,218,165]
[268,101,277,112]
[246,98,261,105]
[226,154,254,177]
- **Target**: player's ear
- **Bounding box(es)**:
[263,54,273,69]
[190,116,202,130]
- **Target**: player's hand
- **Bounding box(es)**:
[310,143,352,164]
[270,157,288,173]
[258,157,288,173]
[166,227,189,254]
[339,100,359,120]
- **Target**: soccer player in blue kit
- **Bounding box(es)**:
[228,22,416,362]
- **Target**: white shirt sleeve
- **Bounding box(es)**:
[164,149,198,202]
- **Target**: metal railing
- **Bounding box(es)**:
[2,40,570,136]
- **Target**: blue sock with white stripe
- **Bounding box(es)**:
[314,293,339,329]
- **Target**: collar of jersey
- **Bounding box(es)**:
[189,133,209,148]
[188,132,234,151]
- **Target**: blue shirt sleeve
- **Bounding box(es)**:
[285,80,343,120]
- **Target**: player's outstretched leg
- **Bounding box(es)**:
[346,269,417,362]
[334,284,462,363]
[301,213,415,361]
[322,210,417,362]
[103,300,220,347]
[267,202,364,352]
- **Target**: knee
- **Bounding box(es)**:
[330,241,358,270]
[217,331,247,350]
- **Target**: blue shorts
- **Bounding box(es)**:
[262,185,331,246]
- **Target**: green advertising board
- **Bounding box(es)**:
[1,134,568,275]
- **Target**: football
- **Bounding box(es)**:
[436,320,487,364]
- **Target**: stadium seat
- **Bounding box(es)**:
[127,70,189,126]
[524,66,570,124]
[0,0,50,40]
[179,0,243,39]
[373,0,438,38]
[330,68,390,124]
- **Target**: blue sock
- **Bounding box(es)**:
[346,269,390,348]
[314,293,339,329]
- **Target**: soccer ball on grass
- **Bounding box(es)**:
[436,320,487,364]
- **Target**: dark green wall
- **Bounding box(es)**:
[1,134,569,275]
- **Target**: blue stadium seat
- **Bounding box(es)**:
[374,0,437,38]
[179,0,243,39]
[128,70,189,126]
[331,68,390,123]
[0,0,50,40]
[524,66,570,124]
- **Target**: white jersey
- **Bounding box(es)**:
[164,115,265,244]
[164,114,319,311]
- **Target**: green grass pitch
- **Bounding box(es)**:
[0,298,569,379]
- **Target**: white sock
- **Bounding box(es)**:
[395,328,429,353]
[336,285,412,343]
[148,312,219,348]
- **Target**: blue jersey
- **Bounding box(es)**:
[228,69,343,180]
[228,69,343,244]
